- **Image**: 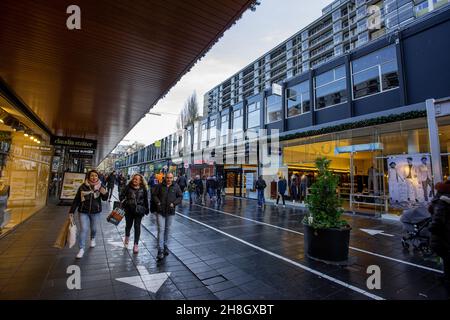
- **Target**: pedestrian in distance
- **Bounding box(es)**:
[120,173,149,254]
[276,175,287,207]
[202,175,208,205]
[255,175,267,208]
[187,179,197,205]
[206,175,217,204]
[69,170,108,259]
[177,173,187,192]
[107,171,116,201]
[216,175,224,204]
[429,179,450,291]
[152,172,183,261]
[194,175,204,205]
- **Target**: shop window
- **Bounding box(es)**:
[265,94,282,124]
[247,101,261,129]
[314,65,347,110]
[351,45,399,99]
[286,80,311,117]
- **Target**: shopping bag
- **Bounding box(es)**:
[107,206,126,226]
[54,217,70,249]
[183,191,190,201]
[68,217,77,248]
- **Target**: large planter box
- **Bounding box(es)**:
[303,224,351,263]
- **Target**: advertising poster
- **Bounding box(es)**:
[60,172,86,200]
[387,154,433,208]
[9,170,37,200]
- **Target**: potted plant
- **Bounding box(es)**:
[302,157,351,264]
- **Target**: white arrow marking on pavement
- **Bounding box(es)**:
[115,265,170,294]
[360,228,394,237]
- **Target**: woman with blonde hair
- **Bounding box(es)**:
[119,173,149,253]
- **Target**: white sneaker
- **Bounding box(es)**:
[90,239,96,248]
[76,249,85,259]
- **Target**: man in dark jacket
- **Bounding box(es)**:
[193,175,203,204]
[429,180,450,289]
[255,176,267,208]
[152,172,182,260]
[177,174,187,192]
[276,176,287,207]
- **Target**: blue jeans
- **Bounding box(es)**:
[79,213,100,250]
[156,214,174,250]
[208,188,215,200]
[257,189,265,206]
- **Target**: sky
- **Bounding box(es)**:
[119,0,333,148]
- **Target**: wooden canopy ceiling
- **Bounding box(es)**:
[0,0,254,164]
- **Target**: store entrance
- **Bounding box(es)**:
[224,169,242,197]
[348,151,387,216]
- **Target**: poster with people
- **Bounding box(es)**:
[387,154,433,208]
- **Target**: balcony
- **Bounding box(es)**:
[310,41,334,59]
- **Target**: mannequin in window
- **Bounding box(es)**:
[300,173,308,203]
[367,166,379,195]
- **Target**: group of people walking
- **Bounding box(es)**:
[68,170,182,261]
[185,174,224,205]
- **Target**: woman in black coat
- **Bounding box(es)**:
[119,174,149,254]
[69,170,108,259]
[429,180,450,289]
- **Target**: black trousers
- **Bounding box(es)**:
[107,185,114,200]
[276,194,286,205]
[125,214,143,245]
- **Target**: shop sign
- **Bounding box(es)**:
[68,148,94,158]
[51,136,97,149]
[335,143,383,154]
[184,163,189,169]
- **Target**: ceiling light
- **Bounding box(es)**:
[24,132,29,137]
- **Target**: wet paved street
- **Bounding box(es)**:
[0,192,448,300]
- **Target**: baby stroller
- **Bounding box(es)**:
[400,206,432,255]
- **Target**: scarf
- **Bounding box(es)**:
[80,179,102,201]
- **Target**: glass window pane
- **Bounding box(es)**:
[315,79,347,109]
[248,110,260,128]
[353,66,380,98]
[381,60,399,90]
[265,95,282,123]
[316,69,334,87]
[352,45,397,73]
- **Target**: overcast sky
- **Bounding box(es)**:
[119,0,333,147]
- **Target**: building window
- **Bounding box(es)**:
[265,94,282,124]
[302,51,309,61]
[232,108,244,141]
[351,45,399,99]
[286,81,310,117]
[314,65,347,110]
[220,114,229,145]
[332,10,341,22]
[357,19,367,33]
[333,33,342,45]
[201,123,208,148]
[302,41,309,51]
[333,21,342,33]
[356,6,367,20]
[415,1,429,17]
[247,101,261,129]
[209,118,217,147]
